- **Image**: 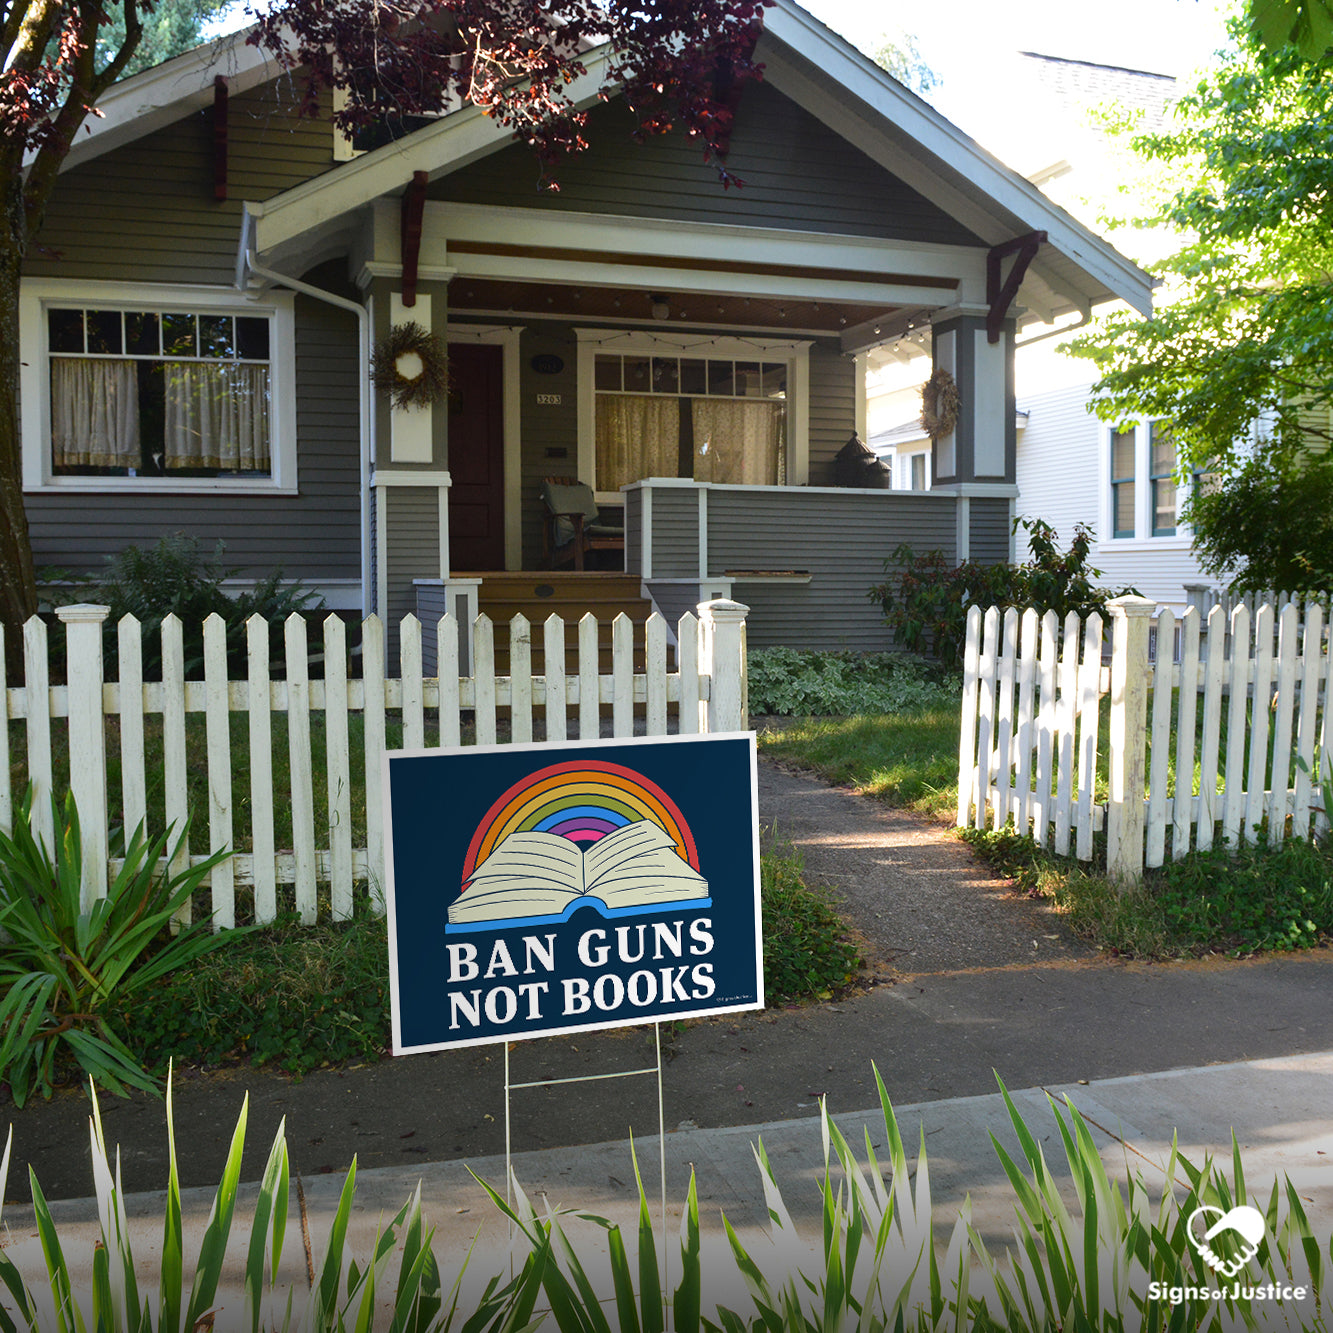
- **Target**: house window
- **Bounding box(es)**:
[21,281,297,493]
[910,452,927,490]
[1111,428,1136,538]
[592,354,787,491]
[1150,421,1177,536]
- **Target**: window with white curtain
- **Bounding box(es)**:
[47,306,272,478]
[593,352,786,490]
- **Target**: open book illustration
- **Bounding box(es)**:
[447,819,710,931]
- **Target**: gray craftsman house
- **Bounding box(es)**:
[19,0,1152,661]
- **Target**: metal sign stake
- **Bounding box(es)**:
[503,1022,670,1301]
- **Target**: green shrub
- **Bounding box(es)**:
[120,911,392,1076]
[869,517,1137,667]
[0,792,235,1105]
[761,844,861,1000]
[747,646,956,716]
[45,533,324,679]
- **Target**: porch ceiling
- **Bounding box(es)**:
[448,278,901,336]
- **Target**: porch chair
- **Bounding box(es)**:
[539,476,625,570]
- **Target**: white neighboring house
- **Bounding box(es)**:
[866,52,1221,611]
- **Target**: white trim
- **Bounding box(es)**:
[375,485,388,617]
[446,324,524,569]
[758,3,1154,318]
[575,328,811,500]
[625,477,960,500]
[697,488,709,581]
[371,469,452,486]
[927,481,1020,499]
[956,496,971,562]
[639,485,653,580]
[49,26,280,172]
[437,486,450,579]
[388,292,434,463]
[220,576,363,610]
[20,279,297,496]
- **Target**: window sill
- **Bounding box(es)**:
[27,479,298,497]
[1096,535,1194,552]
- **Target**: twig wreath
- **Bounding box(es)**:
[371,321,450,410]
[920,367,961,439]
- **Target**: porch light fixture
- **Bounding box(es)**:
[650,293,670,320]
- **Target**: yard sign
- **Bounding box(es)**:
[384,732,762,1054]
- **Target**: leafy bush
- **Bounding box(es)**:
[761,844,861,1000]
[0,792,234,1105]
[7,1068,1323,1331]
[1156,837,1333,954]
[120,911,391,1076]
[748,646,956,716]
[46,533,324,679]
[869,517,1137,667]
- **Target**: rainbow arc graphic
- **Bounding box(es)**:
[461,759,699,884]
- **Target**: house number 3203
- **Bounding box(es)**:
[536,393,562,406]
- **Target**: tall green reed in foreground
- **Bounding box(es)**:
[0,1066,1325,1330]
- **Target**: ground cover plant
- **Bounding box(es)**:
[747,647,956,717]
[0,1069,1324,1331]
[85,849,857,1086]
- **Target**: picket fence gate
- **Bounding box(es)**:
[957,595,1333,882]
[1,600,749,928]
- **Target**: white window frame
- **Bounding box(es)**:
[575,328,811,503]
[20,279,298,496]
[1100,420,1193,549]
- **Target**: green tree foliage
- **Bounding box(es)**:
[871,29,940,97]
[97,0,235,77]
[1074,27,1333,592]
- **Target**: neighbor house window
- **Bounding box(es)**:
[1110,427,1136,538]
[48,306,272,478]
[592,354,787,491]
[1150,421,1177,535]
[910,452,927,490]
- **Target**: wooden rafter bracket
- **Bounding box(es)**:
[986,230,1046,343]
[400,170,429,307]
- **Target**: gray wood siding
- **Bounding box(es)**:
[27,271,362,583]
[436,83,981,245]
[645,582,703,629]
[624,489,642,576]
[705,488,958,650]
[808,344,857,486]
[28,84,334,284]
[385,487,439,658]
[648,489,701,578]
[969,498,1012,565]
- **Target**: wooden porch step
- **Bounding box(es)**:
[459,571,655,674]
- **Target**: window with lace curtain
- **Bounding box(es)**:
[47,306,272,479]
[593,353,787,491]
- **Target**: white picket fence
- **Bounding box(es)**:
[958,596,1333,882]
[1,600,749,927]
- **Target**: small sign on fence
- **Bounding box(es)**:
[384,732,762,1054]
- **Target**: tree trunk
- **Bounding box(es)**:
[0,228,39,678]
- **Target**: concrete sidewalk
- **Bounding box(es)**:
[5,1051,1331,1324]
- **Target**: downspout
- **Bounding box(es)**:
[241,245,374,616]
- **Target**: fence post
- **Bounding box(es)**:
[57,604,110,910]
[699,599,749,733]
[1106,595,1156,887]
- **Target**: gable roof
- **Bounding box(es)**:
[58,0,1154,328]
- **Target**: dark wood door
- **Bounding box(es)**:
[447,343,505,570]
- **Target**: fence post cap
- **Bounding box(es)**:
[55,603,111,623]
[1106,594,1157,617]
[698,598,750,621]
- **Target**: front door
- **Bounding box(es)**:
[447,342,505,570]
